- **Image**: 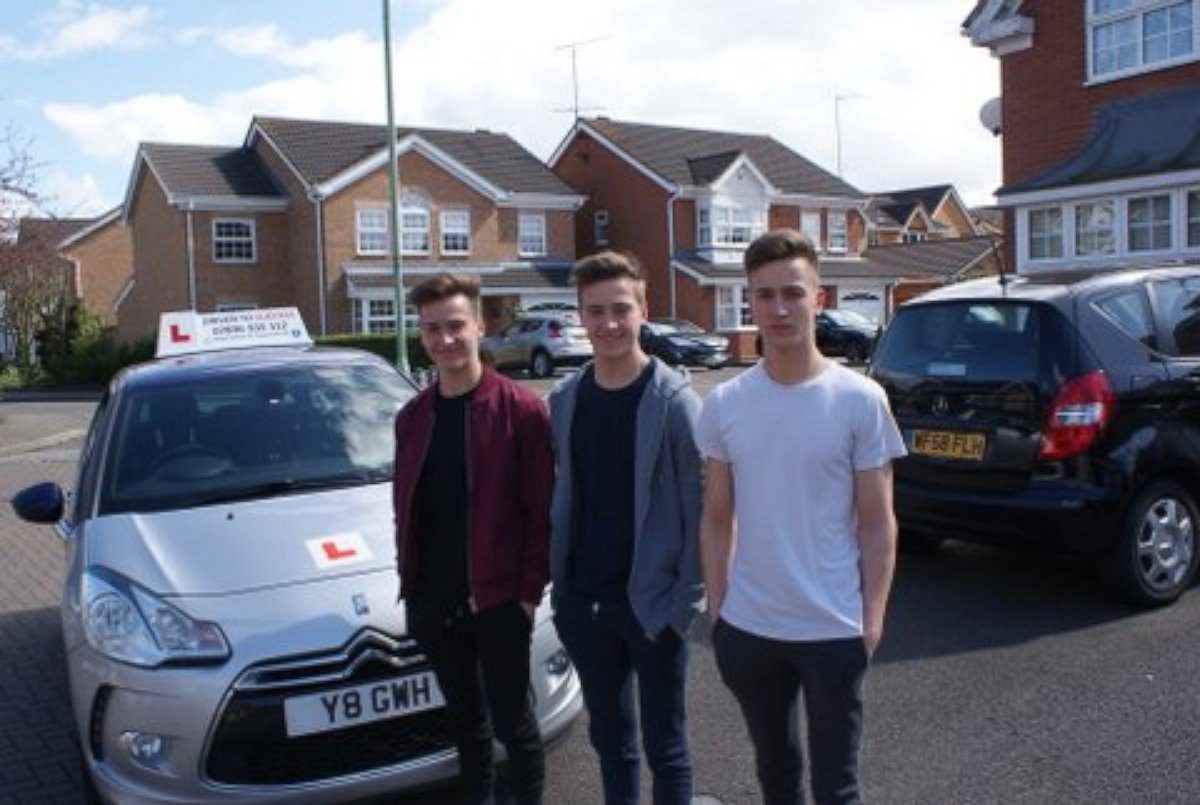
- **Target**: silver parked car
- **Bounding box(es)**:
[11,339,581,802]
[479,313,592,378]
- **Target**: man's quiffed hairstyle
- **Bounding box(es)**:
[409,272,482,312]
[744,229,821,277]
[571,250,647,303]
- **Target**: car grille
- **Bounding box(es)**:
[205,630,453,785]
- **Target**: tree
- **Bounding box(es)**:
[0,122,59,370]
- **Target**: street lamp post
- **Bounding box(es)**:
[382,0,410,373]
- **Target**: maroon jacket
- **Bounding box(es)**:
[393,368,553,611]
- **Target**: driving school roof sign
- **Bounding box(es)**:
[156,307,313,358]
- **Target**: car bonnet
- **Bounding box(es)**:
[82,483,396,596]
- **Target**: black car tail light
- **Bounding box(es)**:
[1037,370,1114,461]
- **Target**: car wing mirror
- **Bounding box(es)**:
[11,481,65,524]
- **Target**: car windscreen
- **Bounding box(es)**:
[873,301,1067,383]
[824,309,874,328]
[99,361,414,515]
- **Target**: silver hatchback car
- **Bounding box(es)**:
[479,313,592,378]
[11,329,581,803]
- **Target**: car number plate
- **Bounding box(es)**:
[912,430,986,461]
[284,671,445,737]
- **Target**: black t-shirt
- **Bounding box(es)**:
[413,387,472,616]
[569,363,653,601]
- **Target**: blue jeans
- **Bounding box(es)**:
[553,593,692,805]
[712,618,868,805]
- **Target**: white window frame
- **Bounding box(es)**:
[1127,193,1174,253]
[212,218,257,264]
[1028,206,1065,262]
[800,210,822,247]
[440,210,471,256]
[1187,187,1200,249]
[518,213,547,257]
[356,207,389,256]
[1087,0,1198,83]
[828,213,848,253]
[698,202,766,248]
[1074,199,1117,256]
[594,209,610,246]
[715,285,754,331]
[400,196,430,256]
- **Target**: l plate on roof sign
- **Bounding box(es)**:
[156,307,313,358]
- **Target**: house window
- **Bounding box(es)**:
[212,219,256,263]
[716,285,752,330]
[800,210,822,246]
[594,209,610,245]
[1028,207,1064,260]
[1128,194,1172,252]
[1187,189,1200,248]
[699,204,766,247]
[902,231,927,244]
[828,214,848,253]
[365,299,396,334]
[1089,0,1197,79]
[1075,200,1117,256]
[440,210,471,255]
[357,208,389,255]
[400,196,430,255]
[519,213,547,256]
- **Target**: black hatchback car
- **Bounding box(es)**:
[869,266,1200,607]
[816,309,878,363]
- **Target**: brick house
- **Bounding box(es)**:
[549,117,870,359]
[865,184,984,245]
[117,116,584,342]
[965,0,1200,273]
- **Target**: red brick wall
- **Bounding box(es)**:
[553,132,671,316]
[1001,3,1200,186]
[62,218,132,327]
[118,171,190,342]
[191,211,292,313]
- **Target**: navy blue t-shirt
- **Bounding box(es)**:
[569,363,653,601]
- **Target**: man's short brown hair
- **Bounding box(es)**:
[571,250,647,304]
[409,272,482,313]
[744,229,821,278]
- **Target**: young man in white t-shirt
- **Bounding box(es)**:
[697,229,906,805]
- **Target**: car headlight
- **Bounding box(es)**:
[82,568,230,668]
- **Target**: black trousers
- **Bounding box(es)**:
[712,618,869,805]
[409,600,545,805]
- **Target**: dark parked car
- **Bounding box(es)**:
[869,266,1200,607]
[816,308,878,363]
[639,319,730,368]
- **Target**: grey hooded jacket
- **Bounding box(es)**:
[548,358,704,637]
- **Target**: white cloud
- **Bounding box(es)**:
[41,0,1003,207]
[2,2,157,61]
[40,168,110,217]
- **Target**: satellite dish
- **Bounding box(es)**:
[980,97,1002,136]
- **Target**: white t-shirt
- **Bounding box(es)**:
[696,361,906,641]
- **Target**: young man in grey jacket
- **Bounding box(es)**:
[548,251,704,805]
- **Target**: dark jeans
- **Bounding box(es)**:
[408,600,544,805]
[553,593,691,805]
[712,618,869,805]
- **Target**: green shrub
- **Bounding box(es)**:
[315,332,430,370]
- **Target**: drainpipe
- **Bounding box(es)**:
[666,184,681,318]
[185,202,197,309]
[309,191,328,335]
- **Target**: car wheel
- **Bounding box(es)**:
[1103,480,1199,607]
[844,341,866,364]
[899,529,943,555]
[529,350,554,378]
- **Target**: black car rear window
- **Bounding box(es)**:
[874,301,1073,383]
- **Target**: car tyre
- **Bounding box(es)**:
[529,349,554,378]
[899,528,943,555]
[844,341,866,364]
[1102,480,1199,608]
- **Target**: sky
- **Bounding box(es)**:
[0,0,1002,220]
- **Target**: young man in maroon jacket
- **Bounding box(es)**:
[393,273,554,805]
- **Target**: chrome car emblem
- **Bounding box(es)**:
[931,395,950,417]
[352,593,370,616]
